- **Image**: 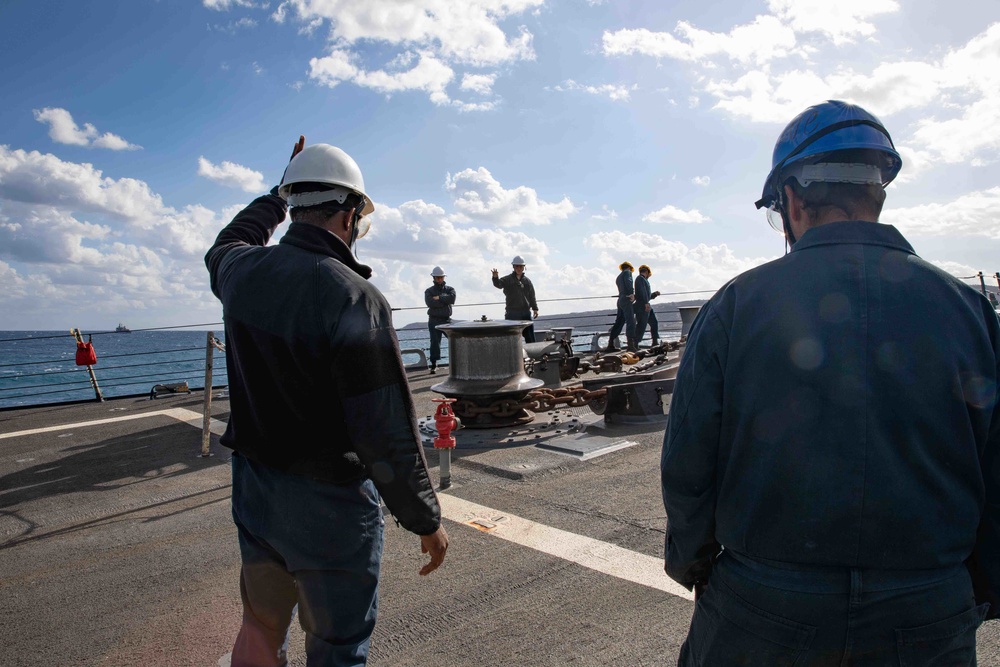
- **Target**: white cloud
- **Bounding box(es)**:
[591,204,618,221]
[603,15,799,66]
[550,80,637,102]
[691,176,710,187]
[461,73,496,95]
[32,108,141,151]
[445,167,578,227]
[277,1,540,109]
[203,0,261,9]
[642,204,710,224]
[585,230,775,293]
[311,49,457,107]
[766,0,899,45]
[197,157,266,193]
[208,17,258,32]
[0,146,227,259]
[275,0,540,66]
[881,187,1000,240]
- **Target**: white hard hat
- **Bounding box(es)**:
[431,266,446,277]
[278,144,375,216]
[511,255,526,265]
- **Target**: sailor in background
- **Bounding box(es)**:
[424,265,456,374]
[633,264,660,347]
[492,255,539,344]
[606,261,637,352]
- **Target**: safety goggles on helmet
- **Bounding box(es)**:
[762,161,886,233]
[755,100,901,216]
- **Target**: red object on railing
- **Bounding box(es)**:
[75,338,97,366]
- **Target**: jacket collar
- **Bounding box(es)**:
[791,220,915,256]
[279,222,373,279]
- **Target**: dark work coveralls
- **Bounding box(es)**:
[607,267,636,349]
[424,281,456,367]
[493,271,538,343]
[633,272,656,345]
[662,221,999,666]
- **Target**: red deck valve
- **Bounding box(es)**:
[432,398,459,449]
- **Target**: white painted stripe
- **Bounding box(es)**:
[439,494,693,600]
[2,410,685,600]
[0,408,228,440]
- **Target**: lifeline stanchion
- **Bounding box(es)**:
[432,398,459,490]
[71,328,104,402]
[200,331,225,457]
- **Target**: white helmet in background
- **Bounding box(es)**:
[278,144,375,217]
[511,255,526,265]
[431,266,446,277]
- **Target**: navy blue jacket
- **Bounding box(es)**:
[616,268,634,299]
[661,221,1000,618]
[205,191,441,536]
[634,274,652,307]
[424,282,456,320]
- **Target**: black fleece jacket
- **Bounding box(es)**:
[205,191,440,535]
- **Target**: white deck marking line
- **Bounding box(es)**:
[439,494,693,600]
[1,412,688,600]
[0,408,228,440]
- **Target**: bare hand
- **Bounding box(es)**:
[491,268,499,278]
[532,310,539,319]
[645,304,651,312]
[628,294,636,303]
[433,296,440,300]
[419,526,449,576]
[290,135,305,161]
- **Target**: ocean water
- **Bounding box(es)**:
[0,314,679,410]
[0,327,447,410]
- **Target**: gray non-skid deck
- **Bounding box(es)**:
[1,370,997,666]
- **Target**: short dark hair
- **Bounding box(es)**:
[781,149,888,221]
[784,179,886,222]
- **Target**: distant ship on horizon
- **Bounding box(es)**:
[115,323,131,333]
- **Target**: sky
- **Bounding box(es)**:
[0,0,998,331]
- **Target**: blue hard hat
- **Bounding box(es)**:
[755,100,902,210]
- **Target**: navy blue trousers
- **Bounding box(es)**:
[679,550,988,667]
[230,453,384,667]
[608,297,636,343]
[506,311,534,343]
[428,318,449,364]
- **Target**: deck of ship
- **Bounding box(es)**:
[1,367,998,666]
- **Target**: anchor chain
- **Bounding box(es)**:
[451,387,609,419]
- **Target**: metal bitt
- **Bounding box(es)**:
[431,320,543,428]
[678,306,702,338]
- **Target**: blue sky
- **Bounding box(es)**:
[1,0,998,330]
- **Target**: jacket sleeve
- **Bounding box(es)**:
[635,277,651,306]
[424,287,435,308]
[205,190,287,297]
[441,286,457,305]
[333,316,441,536]
[526,279,538,310]
[661,301,727,589]
[968,332,1000,620]
[493,274,506,289]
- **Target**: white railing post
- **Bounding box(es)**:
[201,331,223,457]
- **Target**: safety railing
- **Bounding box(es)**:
[3,272,997,411]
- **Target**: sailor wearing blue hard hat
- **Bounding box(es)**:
[661,100,999,665]
[755,99,902,246]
